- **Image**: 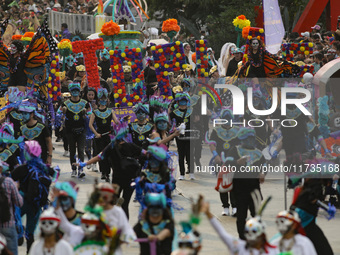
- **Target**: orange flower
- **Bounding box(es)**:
[12,35,23,41]
[101,20,120,36]
[60,39,71,44]
[238,15,246,20]
[162,19,180,33]
[191,52,196,63]
[23,32,35,38]
[242,26,250,39]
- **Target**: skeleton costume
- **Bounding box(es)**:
[28,208,74,255]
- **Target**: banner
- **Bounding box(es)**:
[114,107,136,123]
[263,0,285,54]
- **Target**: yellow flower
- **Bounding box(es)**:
[233,15,251,29]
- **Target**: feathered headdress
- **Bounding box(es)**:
[175,92,191,102]
[0,122,24,144]
[149,96,171,112]
[147,145,168,161]
[154,110,169,123]
[113,121,130,142]
[133,102,149,114]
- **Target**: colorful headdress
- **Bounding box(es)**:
[113,122,129,141]
[237,127,255,140]
[144,193,167,209]
[220,108,234,120]
[65,55,75,67]
[55,181,78,202]
[18,100,37,113]
[5,87,25,103]
[97,88,108,99]
[154,110,169,123]
[175,92,191,102]
[40,207,60,223]
[100,49,109,60]
[147,145,167,161]
[149,96,171,112]
[133,102,149,114]
[0,122,24,144]
[68,82,81,91]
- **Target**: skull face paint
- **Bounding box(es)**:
[10,44,17,54]
[251,39,259,50]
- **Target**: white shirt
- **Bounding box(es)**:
[209,217,279,255]
[103,206,136,242]
[29,239,74,255]
[271,234,317,255]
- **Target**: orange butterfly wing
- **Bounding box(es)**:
[25,36,50,68]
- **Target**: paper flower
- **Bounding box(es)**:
[58,39,72,50]
[242,26,251,39]
[12,35,23,41]
[233,15,251,30]
[21,32,35,41]
[162,19,180,33]
[101,20,120,36]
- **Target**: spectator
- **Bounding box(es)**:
[28,0,38,12]
[61,23,71,40]
[0,160,24,255]
[312,53,323,73]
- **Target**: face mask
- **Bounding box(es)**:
[59,196,73,211]
[10,44,17,54]
[40,220,58,235]
[276,218,293,235]
[242,136,256,149]
[179,100,188,106]
[99,100,107,106]
[157,120,168,131]
[21,112,31,123]
[81,223,97,237]
[149,159,160,169]
[71,90,80,97]
[136,112,146,121]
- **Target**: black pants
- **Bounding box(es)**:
[220,191,236,208]
[115,180,134,219]
[191,137,202,165]
[235,191,256,240]
[66,130,86,169]
[176,139,192,175]
[63,128,69,151]
[95,135,111,175]
[305,220,333,255]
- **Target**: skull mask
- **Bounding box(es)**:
[10,44,17,54]
[251,39,259,50]
[40,207,60,235]
[244,217,265,242]
[276,210,300,235]
[81,212,100,238]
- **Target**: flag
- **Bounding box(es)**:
[263,0,285,54]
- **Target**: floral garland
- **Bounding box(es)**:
[151,41,187,97]
[195,39,209,78]
[47,52,61,102]
[299,64,314,77]
[110,47,145,107]
[281,43,314,61]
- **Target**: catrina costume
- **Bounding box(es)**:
[206,108,239,214]
[0,21,50,96]
[134,145,176,212]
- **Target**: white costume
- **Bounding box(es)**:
[218,42,236,76]
[29,239,74,255]
[271,234,317,255]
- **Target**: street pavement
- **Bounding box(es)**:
[18,139,340,255]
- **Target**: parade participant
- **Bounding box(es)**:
[218,43,236,75]
[11,141,57,254]
[226,47,243,77]
[183,43,196,71]
[134,193,174,255]
[89,88,119,181]
[134,145,176,211]
[207,109,239,216]
[143,57,158,99]
[208,66,220,87]
[28,207,74,255]
[0,159,23,255]
[272,210,317,255]
[98,49,111,81]
[129,102,153,150]
[53,182,83,229]
[225,128,266,240]
[18,100,53,165]
[96,183,136,248]
[75,122,147,218]
[62,82,91,178]
[0,123,22,172]
[83,87,97,172]
[0,234,14,255]
[170,92,195,180]
[290,178,334,255]
[201,198,278,255]
[0,88,24,138]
